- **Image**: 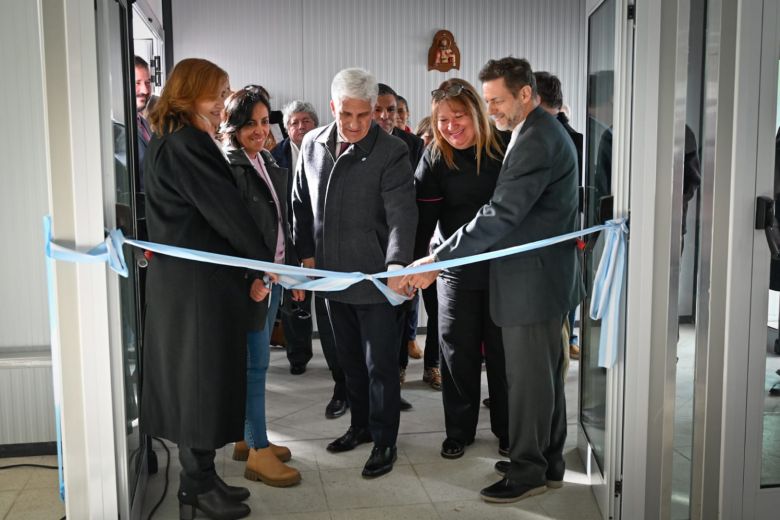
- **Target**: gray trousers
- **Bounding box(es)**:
[502,315,567,486]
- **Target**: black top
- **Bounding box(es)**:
[414,130,509,289]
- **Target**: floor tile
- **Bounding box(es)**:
[320,464,429,510]
[535,484,601,519]
[0,490,19,518]
[434,498,549,519]
[230,471,328,514]
[4,488,65,520]
[331,503,440,520]
[414,458,499,502]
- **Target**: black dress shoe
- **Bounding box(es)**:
[214,475,250,502]
[482,398,491,408]
[479,477,547,503]
[290,364,307,375]
[326,426,372,452]
[494,461,563,488]
[178,487,251,520]
[400,396,413,411]
[325,398,349,419]
[440,437,473,459]
[498,440,510,457]
[361,445,397,478]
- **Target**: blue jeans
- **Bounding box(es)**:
[245,283,282,449]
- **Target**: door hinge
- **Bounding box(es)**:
[627,5,635,20]
[615,479,623,495]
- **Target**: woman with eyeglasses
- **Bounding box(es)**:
[411,78,511,460]
[143,59,274,520]
[220,86,304,488]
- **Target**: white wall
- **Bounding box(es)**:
[0,0,51,353]
[171,0,587,133]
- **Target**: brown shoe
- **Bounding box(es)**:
[407,340,423,359]
[233,440,291,463]
[569,344,580,360]
[244,447,301,487]
[423,367,442,390]
[232,440,249,461]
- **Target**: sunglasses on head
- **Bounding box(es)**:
[431,83,465,101]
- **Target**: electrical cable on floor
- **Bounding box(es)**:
[0,463,59,470]
[146,437,171,520]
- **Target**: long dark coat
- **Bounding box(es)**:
[140,125,273,450]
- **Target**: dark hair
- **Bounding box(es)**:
[397,95,408,109]
[478,57,536,97]
[429,78,504,172]
[377,83,398,99]
[220,86,271,150]
[534,71,562,110]
[134,55,149,70]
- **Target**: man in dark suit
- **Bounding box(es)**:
[293,68,417,478]
[535,71,584,361]
[373,83,425,408]
[405,57,583,502]
[134,56,153,190]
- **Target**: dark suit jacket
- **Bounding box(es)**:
[434,106,584,327]
[392,127,425,172]
[293,121,417,304]
[271,137,295,229]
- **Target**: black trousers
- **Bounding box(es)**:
[437,279,508,444]
[502,316,567,486]
[316,296,345,400]
[421,284,440,369]
[326,300,402,447]
[179,446,217,494]
[281,290,314,367]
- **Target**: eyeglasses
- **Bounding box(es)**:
[431,83,465,101]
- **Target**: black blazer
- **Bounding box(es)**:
[435,106,584,326]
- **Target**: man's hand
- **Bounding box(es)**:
[291,289,305,301]
[301,257,315,269]
[388,274,415,297]
[250,278,270,302]
[401,255,440,290]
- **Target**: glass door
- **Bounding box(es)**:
[578,0,631,518]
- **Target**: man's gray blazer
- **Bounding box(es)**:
[435,106,584,327]
[293,121,417,305]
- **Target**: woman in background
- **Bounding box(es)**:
[407,78,510,460]
[143,58,274,520]
[221,86,303,488]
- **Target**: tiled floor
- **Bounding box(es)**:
[0,334,598,520]
[138,334,600,520]
[0,455,64,519]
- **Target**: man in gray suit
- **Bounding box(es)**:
[293,68,417,478]
[405,57,583,502]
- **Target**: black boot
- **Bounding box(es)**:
[214,475,250,502]
[178,487,251,520]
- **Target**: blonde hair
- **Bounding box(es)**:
[429,78,504,172]
[148,58,228,136]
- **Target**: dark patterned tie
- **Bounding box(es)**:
[137,114,151,143]
[338,141,350,156]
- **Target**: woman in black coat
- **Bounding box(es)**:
[220,87,303,488]
[142,59,273,520]
[408,78,510,460]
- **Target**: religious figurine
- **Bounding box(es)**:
[428,30,460,72]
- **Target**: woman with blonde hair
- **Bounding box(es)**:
[407,78,510,460]
[143,58,274,520]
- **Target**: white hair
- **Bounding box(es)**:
[282,100,319,128]
[330,68,378,109]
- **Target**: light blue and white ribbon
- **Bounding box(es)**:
[44,215,628,360]
[588,219,629,368]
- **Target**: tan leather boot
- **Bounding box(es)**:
[269,442,291,462]
[232,440,249,461]
[233,440,291,462]
[244,447,301,487]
